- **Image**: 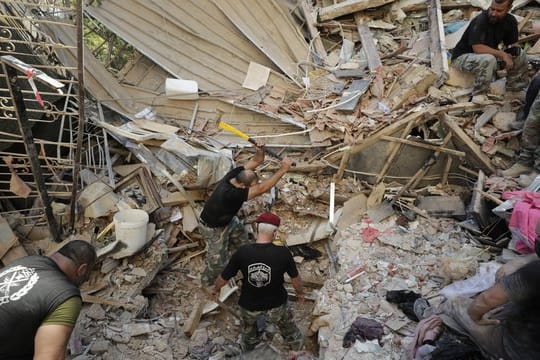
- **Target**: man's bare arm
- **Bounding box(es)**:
[247,157,292,200]
[467,283,509,323]
[244,145,265,171]
[291,276,304,303]
[34,324,74,360]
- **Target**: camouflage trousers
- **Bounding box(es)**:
[200,216,249,286]
[240,302,304,351]
[452,50,528,92]
[519,82,540,171]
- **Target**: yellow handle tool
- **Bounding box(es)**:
[218,121,284,161]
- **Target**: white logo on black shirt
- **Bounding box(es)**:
[0,265,39,305]
[247,263,271,287]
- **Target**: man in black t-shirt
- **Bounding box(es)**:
[0,240,96,359]
[451,0,528,94]
[213,212,304,352]
[199,143,293,286]
[435,260,540,359]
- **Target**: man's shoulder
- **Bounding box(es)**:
[505,12,518,26]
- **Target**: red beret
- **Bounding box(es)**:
[255,212,280,227]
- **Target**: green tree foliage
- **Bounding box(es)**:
[83,16,135,73]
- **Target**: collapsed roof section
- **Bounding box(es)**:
[84,0,301,90]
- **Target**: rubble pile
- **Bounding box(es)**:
[1,0,540,359]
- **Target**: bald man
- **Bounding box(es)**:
[199,144,292,286]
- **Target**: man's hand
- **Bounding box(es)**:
[280,157,293,171]
[501,52,514,70]
[211,286,220,302]
[253,140,265,149]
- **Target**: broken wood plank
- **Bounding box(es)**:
[332,69,367,78]
[474,105,499,129]
[473,188,504,205]
[380,135,465,157]
[183,301,205,337]
[376,120,416,183]
[469,170,491,228]
[328,99,483,166]
[440,113,496,174]
[335,150,351,181]
[318,0,395,22]
[387,64,438,110]
[265,161,329,173]
[299,0,327,64]
[441,155,452,185]
[428,0,448,84]
[335,79,371,112]
[392,133,452,203]
[161,190,206,207]
[1,243,28,266]
[327,107,428,164]
[354,19,382,72]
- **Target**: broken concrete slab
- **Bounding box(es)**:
[417,195,466,217]
[336,193,368,230]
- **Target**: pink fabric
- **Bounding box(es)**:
[502,191,540,253]
[408,314,443,359]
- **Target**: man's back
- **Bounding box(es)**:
[0,256,80,359]
[221,242,298,311]
[200,166,249,227]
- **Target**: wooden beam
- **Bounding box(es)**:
[327,103,483,165]
[428,0,448,84]
[380,135,466,157]
[335,150,351,181]
[474,105,499,129]
[299,0,328,65]
[440,113,496,174]
[354,18,382,72]
[469,170,491,228]
[327,108,428,164]
[318,0,395,22]
[392,133,452,203]
[376,120,415,183]
[183,301,204,338]
[441,155,452,185]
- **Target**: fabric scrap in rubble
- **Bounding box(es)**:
[342,317,384,348]
[409,314,443,359]
[386,289,422,321]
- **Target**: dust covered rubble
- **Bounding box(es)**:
[312,215,491,360]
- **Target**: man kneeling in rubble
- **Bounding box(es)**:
[414,259,540,359]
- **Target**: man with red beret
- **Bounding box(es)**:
[213,212,304,352]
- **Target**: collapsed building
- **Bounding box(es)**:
[0,0,540,359]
